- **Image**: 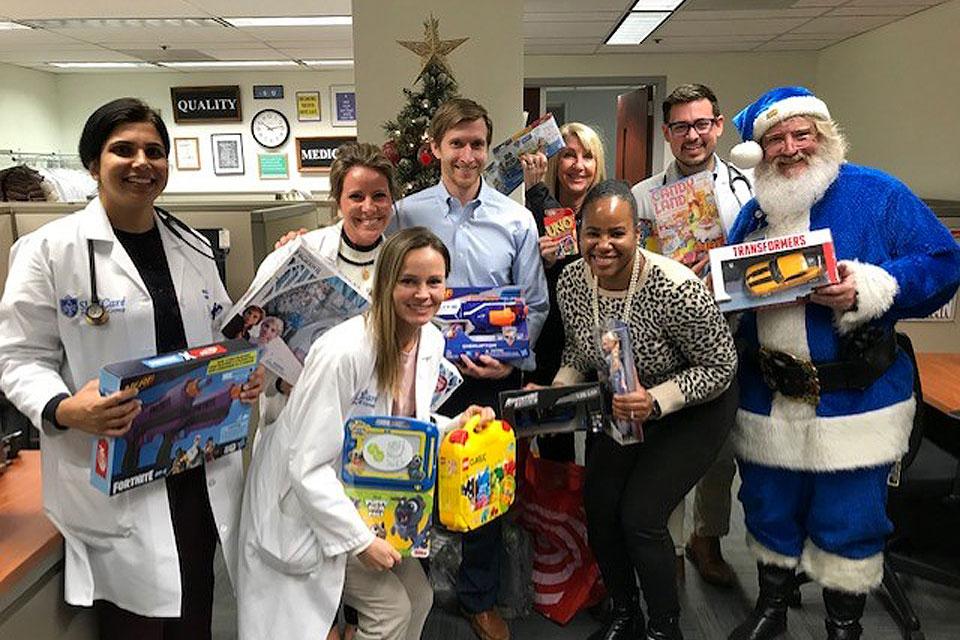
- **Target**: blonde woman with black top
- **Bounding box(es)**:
[552,180,738,640]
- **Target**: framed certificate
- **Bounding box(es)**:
[331,85,356,127]
[211,133,244,175]
[173,137,200,171]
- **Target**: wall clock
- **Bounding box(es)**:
[251,109,290,149]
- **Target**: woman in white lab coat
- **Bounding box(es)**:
[0,98,263,638]
[238,227,491,640]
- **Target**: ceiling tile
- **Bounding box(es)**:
[790,0,846,7]
[791,15,898,34]
[671,8,826,20]
[43,25,262,46]
[656,17,809,36]
[234,25,353,43]
[522,21,618,38]
[525,0,636,12]
[188,0,351,16]
[1,1,204,19]
[523,44,600,55]
[524,11,624,22]
[755,39,834,51]
[828,7,919,16]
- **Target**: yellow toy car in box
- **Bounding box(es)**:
[745,252,824,297]
[438,416,516,532]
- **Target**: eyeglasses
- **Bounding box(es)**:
[760,127,816,153]
[666,118,717,137]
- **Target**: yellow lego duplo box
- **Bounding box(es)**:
[438,416,517,532]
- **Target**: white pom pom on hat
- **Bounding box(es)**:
[730,141,764,169]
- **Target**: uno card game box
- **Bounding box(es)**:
[438,416,517,532]
[498,382,606,437]
[433,286,530,361]
[341,416,438,558]
[544,208,578,258]
[91,340,259,496]
[709,229,839,313]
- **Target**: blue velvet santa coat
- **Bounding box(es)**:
[726,163,960,472]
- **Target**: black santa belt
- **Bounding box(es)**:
[749,327,897,405]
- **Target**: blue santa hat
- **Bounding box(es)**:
[729,86,831,169]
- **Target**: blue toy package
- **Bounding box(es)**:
[91,339,259,496]
[595,319,643,445]
[433,286,530,361]
[341,416,438,558]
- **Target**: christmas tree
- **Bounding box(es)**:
[382,15,467,196]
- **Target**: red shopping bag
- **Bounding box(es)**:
[516,453,606,625]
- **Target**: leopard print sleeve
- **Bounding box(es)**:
[660,278,737,404]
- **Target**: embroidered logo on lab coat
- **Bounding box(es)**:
[351,389,378,409]
[60,296,79,318]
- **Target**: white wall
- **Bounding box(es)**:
[544,87,622,179]
[0,64,62,154]
[816,0,960,200]
[55,70,356,193]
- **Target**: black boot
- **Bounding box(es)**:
[727,563,793,640]
[645,614,683,640]
[823,589,866,640]
[587,593,644,640]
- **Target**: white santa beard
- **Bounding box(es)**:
[754,152,840,220]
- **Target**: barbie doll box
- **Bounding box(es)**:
[222,236,369,386]
[438,416,517,532]
[341,416,439,558]
[92,339,259,496]
[433,286,530,361]
[709,229,839,313]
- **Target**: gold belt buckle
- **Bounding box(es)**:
[758,347,821,406]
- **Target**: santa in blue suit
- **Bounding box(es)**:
[723,87,960,640]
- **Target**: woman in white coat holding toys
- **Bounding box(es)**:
[238,227,492,640]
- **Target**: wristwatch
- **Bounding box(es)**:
[649,398,662,420]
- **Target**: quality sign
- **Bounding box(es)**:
[171,85,242,123]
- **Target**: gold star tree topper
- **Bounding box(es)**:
[397,14,469,82]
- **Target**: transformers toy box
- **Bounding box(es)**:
[709,229,839,313]
[341,416,438,558]
[498,382,606,438]
[438,416,516,532]
[91,340,259,496]
[433,286,530,361]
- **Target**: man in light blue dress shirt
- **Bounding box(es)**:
[390,98,548,640]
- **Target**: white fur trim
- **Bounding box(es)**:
[834,260,899,335]
[801,540,882,594]
[753,95,831,141]
[745,533,799,569]
[730,141,763,170]
[733,396,915,471]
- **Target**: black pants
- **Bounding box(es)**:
[442,370,522,612]
[97,465,219,640]
[584,383,738,622]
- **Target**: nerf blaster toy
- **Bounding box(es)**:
[433,286,530,361]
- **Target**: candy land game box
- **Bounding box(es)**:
[341,416,439,558]
[91,340,259,496]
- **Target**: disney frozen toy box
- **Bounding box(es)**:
[91,339,259,496]
[341,416,439,558]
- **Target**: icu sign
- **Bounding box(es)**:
[170,85,242,123]
[296,136,357,173]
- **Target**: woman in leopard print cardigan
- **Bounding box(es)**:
[553,180,738,640]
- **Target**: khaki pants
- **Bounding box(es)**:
[342,554,433,640]
[668,434,737,552]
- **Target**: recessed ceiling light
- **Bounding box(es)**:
[48,62,157,68]
[158,60,299,68]
[606,12,672,45]
[301,59,354,66]
[26,18,220,29]
[630,0,684,10]
[0,21,31,30]
[223,16,352,28]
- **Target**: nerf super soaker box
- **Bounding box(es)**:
[433,286,529,361]
[341,416,438,558]
[438,415,517,532]
[91,340,259,496]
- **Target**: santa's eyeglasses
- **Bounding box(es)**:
[666,118,717,137]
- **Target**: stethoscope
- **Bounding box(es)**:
[662,158,753,208]
[85,206,222,326]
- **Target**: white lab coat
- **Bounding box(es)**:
[0,197,243,616]
[237,314,447,640]
[632,154,754,235]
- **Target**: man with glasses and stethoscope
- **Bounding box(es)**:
[631,83,752,590]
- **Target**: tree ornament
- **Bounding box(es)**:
[382,140,400,165]
[418,143,434,167]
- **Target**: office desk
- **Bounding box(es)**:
[915,353,960,417]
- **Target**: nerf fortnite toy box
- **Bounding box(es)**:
[438,416,516,532]
[433,286,530,361]
[222,236,369,386]
[341,416,438,558]
[709,229,839,313]
[91,340,259,496]
[498,382,606,438]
